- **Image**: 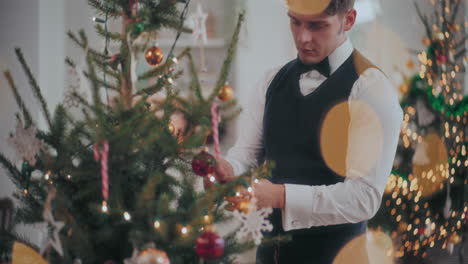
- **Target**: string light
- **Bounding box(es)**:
[123,212,131,221]
[154,220,161,229]
[45,171,51,180]
[101,201,108,213]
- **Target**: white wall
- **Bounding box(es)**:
[234,0,295,108]
[0,0,40,198]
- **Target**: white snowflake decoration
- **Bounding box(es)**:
[187,3,208,45]
[231,198,273,245]
[8,119,43,166]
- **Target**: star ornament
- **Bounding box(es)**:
[39,211,65,257]
[8,119,43,166]
[187,3,208,44]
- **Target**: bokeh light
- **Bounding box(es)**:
[283,0,331,16]
[411,133,448,197]
[320,101,383,178]
[333,230,394,264]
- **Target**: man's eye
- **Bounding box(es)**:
[292,20,300,26]
[308,24,327,30]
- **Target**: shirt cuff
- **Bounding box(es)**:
[281,184,314,231]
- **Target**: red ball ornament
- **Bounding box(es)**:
[436,55,447,64]
[192,150,216,176]
[418,227,425,235]
[195,231,225,261]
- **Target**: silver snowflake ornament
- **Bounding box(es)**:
[8,119,43,166]
[231,198,273,245]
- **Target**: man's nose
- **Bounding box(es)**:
[297,27,313,44]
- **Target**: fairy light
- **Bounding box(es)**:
[101,201,108,213]
[204,215,211,223]
[181,226,188,235]
[209,175,215,182]
[45,171,51,180]
[154,220,161,229]
[123,211,131,221]
[67,174,72,179]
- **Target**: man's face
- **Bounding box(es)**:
[288,9,356,64]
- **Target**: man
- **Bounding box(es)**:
[213,0,403,263]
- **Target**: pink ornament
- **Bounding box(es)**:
[436,55,447,64]
[211,103,221,160]
[94,141,109,200]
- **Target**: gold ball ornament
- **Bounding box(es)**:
[218,83,234,102]
[145,46,164,66]
[137,248,170,264]
[398,222,408,233]
[449,233,461,245]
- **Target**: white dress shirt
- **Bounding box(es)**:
[225,38,403,231]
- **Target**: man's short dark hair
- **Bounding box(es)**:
[324,0,355,15]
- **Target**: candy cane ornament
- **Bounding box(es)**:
[211,103,221,160]
[94,141,109,200]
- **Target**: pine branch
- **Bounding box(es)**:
[3,71,34,127]
[449,0,462,24]
[87,0,122,18]
[454,35,467,50]
[186,51,204,102]
[82,70,119,91]
[221,108,242,123]
[67,30,85,48]
[414,2,432,40]
[95,24,122,42]
[208,11,245,103]
[0,154,22,186]
[454,48,466,59]
[14,48,52,128]
[138,47,190,81]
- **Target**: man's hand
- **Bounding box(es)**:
[253,179,285,209]
[214,158,236,183]
[203,158,236,189]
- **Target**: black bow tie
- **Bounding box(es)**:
[297,57,331,77]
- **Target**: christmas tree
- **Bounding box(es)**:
[0,0,274,263]
[369,0,467,263]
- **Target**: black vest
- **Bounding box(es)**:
[258,51,375,263]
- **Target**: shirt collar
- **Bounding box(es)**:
[328,38,354,74]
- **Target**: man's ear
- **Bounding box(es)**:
[343,9,357,32]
